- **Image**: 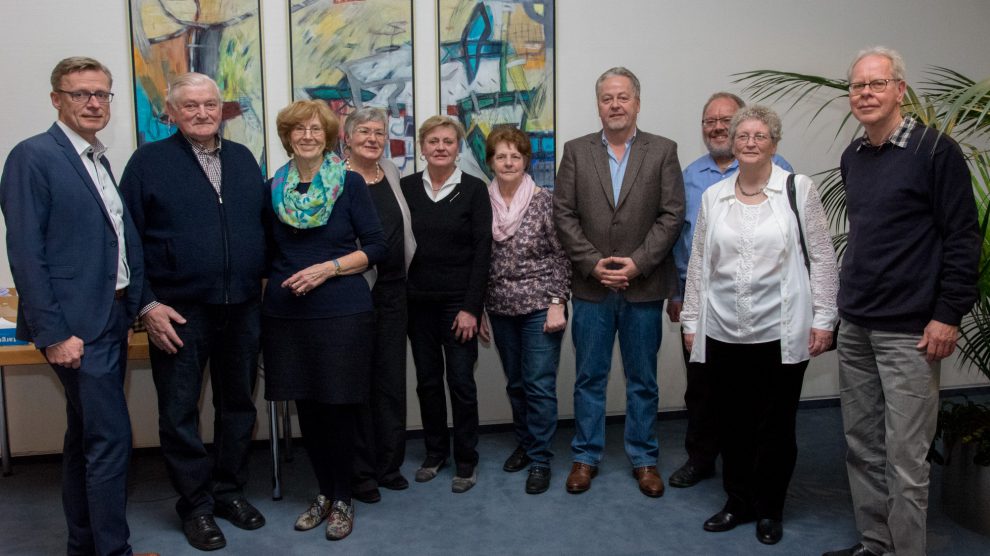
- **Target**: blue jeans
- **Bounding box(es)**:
[488,309,563,468]
[571,292,662,467]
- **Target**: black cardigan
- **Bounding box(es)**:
[400,171,492,317]
[120,133,268,307]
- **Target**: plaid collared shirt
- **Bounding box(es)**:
[187,135,223,195]
[856,116,916,151]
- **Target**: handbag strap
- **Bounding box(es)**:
[785,173,811,274]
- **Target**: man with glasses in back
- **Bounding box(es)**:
[120,73,268,551]
[0,57,150,556]
[666,92,792,489]
[823,47,980,556]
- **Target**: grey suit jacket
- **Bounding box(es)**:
[553,129,684,302]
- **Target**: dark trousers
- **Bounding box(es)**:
[682,345,719,470]
[407,297,479,467]
[52,298,133,556]
[706,337,807,521]
[354,280,409,490]
[297,400,357,504]
[150,299,260,520]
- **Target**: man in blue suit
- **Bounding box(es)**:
[0,57,146,556]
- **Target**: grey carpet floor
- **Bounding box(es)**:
[2,404,988,555]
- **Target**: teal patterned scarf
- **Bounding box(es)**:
[270,152,346,229]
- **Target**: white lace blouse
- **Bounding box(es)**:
[681,164,839,364]
[706,200,785,343]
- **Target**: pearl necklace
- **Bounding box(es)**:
[345,158,382,184]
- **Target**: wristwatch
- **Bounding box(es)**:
[332,259,342,276]
[549,296,564,305]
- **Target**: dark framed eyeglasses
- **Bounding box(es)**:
[847,78,901,95]
[56,89,114,104]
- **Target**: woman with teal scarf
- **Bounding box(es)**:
[262,100,386,542]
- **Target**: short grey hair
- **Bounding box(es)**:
[702,92,745,117]
[729,104,782,145]
[166,72,221,108]
[847,46,906,82]
[595,67,640,99]
[50,57,112,90]
[345,106,389,137]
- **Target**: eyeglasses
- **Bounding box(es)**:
[848,78,901,95]
[734,133,772,144]
[292,126,325,136]
[702,117,732,128]
[56,89,114,104]
[353,126,386,139]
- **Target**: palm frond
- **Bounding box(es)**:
[732,70,854,142]
[958,298,990,379]
[925,68,990,142]
[815,167,847,232]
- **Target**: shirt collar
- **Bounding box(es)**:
[715,163,787,201]
[56,120,106,159]
[423,166,462,189]
[856,116,916,151]
[601,129,637,148]
[184,133,223,155]
[699,153,738,174]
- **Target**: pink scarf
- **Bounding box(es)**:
[489,173,536,242]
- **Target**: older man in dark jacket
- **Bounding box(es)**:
[120,72,267,552]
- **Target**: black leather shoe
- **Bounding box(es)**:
[525,466,551,494]
[756,518,783,545]
[703,510,753,532]
[502,446,531,472]
[182,515,226,551]
[822,543,880,556]
[352,486,382,504]
[214,497,265,530]
[668,461,715,488]
[379,474,409,491]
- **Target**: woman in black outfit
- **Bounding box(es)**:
[262,100,385,541]
[400,115,492,494]
[343,107,417,503]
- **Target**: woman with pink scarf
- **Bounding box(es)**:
[479,126,571,495]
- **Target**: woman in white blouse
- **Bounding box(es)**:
[681,105,838,546]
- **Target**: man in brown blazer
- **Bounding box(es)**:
[553,67,684,498]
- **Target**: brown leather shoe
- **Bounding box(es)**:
[565,462,598,493]
[633,465,665,497]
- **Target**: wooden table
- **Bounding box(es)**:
[0,333,150,476]
[0,333,289,501]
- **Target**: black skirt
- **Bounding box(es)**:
[262,312,374,404]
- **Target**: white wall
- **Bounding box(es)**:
[1,0,988,455]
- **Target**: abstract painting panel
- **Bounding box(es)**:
[129,0,267,173]
[289,0,415,174]
[438,0,555,188]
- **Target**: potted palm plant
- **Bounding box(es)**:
[733,66,990,535]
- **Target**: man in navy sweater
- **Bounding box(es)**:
[823,47,980,556]
[120,73,268,552]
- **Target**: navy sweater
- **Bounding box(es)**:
[120,133,268,307]
[400,171,492,317]
[839,124,980,332]
[263,171,386,319]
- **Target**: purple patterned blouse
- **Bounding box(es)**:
[485,188,571,316]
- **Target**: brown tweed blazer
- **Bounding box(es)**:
[553,129,684,302]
